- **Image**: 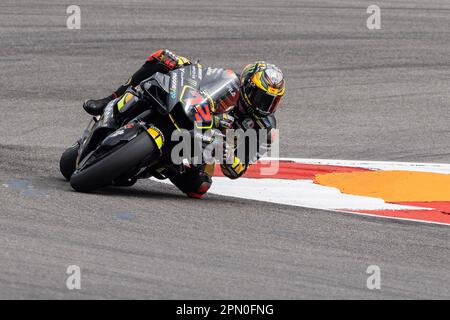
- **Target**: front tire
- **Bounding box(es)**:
[70,133,157,192]
[60,142,80,181]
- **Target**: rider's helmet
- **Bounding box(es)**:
[239,62,286,117]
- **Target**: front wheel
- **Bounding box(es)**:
[60,142,80,181]
[70,132,158,192]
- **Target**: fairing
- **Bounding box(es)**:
[166,64,240,124]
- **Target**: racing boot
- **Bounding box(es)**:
[169,166,212,199]
[83,94,116,116]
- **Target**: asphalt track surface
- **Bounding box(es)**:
[0,0,450,299]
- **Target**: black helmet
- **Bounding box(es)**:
[239,62,286,117]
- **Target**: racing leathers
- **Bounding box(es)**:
[84,49,276,198]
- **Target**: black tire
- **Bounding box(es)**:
[60,142,80,181]
[70,133,157,192]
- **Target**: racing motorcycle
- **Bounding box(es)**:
[60,63,239,192]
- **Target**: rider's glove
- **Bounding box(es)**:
[220,156,248,179]
[213,113,234,130]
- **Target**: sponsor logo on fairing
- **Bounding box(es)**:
[170,72,178,99]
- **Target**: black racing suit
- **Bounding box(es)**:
[86,49,276,198]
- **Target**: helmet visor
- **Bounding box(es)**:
[245,84,282,115]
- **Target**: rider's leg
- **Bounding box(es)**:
[83,49,191,116]
[169,166,213,199]
[83,59,167,116]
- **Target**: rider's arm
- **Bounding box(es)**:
[113,49,191,98]
[220,115,277,179]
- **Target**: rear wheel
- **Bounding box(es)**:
[70,132,157,192]
[60,142,80,181]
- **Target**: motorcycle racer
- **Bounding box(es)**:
[83,49,286,198]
